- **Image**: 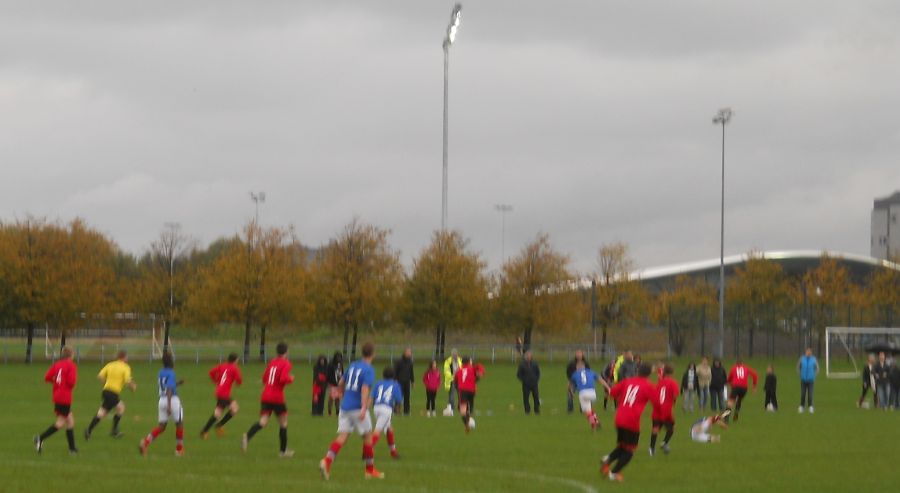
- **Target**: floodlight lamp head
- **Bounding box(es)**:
[713,107,733,125]
[444,4,462,47]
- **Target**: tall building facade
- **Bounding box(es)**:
[871,191,900,260]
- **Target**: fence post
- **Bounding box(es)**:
[491,346,495,364]
[3,344,7,365]
[100,345,105,365]
[219,349,223,364]
[196,348,200,365]
[76,347,81,365]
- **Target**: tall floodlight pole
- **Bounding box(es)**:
[442,3,462,231]
[712,108,733,359]
[494,204,513,265]
[250,191,266,224]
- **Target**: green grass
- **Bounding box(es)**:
[0,357,896,493]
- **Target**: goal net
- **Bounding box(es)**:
[825,327,900,379]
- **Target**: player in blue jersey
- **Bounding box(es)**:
[139,352,185,456]
[569,360,610,430]
[371,367,403,459]
[319,342,383,480]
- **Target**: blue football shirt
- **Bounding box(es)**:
[571,368,598,392]
[373,379,403,407]
[341,360,375,411]
[158,368,177,397]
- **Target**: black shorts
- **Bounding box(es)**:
[459,391,475,409]
[101,390,121,411]
[731,387,747,400]
[652,419,674,428]
[260,402,288,416]
[54,404,72,417]
[216,398,233,409]
[616,428,640,447]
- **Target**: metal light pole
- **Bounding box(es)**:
[494,204,512,265]
[441,3,462,231]
[712,108,733,359]
[250,191,266,224]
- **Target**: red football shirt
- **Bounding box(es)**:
[260,357,293,404]
[45,359,77,405]
[651,376,679,421]
[610,376,657,432]
[455,364,477,393]
[727,364,758,390]
[209,362,243,399]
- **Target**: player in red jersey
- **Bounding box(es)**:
[200,352,243,439]
[726,358,758,422]
[601,363,658,482]
[242,342,294,457]
[649,363,679,456]
[34,347,78,454]
[455,357,479,432]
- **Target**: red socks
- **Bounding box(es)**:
[175,427,184,453]
[324,440,342,466]
[386,429,395,447]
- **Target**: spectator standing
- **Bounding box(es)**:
[393,347,414,416]
[312,355,328,416]
[566,350,590,413]
[326,352,344,416]
[422,360,441,417]
[681,363,698,413]
[874,352,890,410]
[709,358,727,412]
[517,350,541,415]
[442,349,463,415]
[697,357,712,411]
[764,365,778,411]
[889,356,900,410]
[797,347,819,413]
[858,354,877,408]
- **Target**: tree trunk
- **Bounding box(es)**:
[259,324,267,362]
[439,325,446,361]
[60,329,67,349]
[342,318,351,360]
[163,319,171,354]
[748,317,755,358]
[350,322,359,361]
[25,321,34,364]
[700,304,706,356]
[601,325,608,357]
[243,318,252,362]
[434,325,441,360]
[523,325,533,353]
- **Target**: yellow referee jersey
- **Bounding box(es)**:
[98,360,132,394]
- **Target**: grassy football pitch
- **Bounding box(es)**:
[0,356,896,492]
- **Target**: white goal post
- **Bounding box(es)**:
[825,327,900,379]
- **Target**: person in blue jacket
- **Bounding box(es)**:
[797,348,819,413]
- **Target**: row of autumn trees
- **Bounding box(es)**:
[1,217,899,363]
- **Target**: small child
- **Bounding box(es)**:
[372,367,403,459]
[423,360,441,417]
[764,365,778,411]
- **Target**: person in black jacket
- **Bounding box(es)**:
[566,350,590,413]
[326,352,344,416]
[709,358,728,412]
[763,364,778,411]
[889,358,900,410]
[858,354,877,408]
[681,363,699,412]
[517,350,541,414]
[312,355,328,415]
[393,347,414,416]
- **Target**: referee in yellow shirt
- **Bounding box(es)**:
[85,350,136,439]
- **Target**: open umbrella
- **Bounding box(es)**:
[864,342,900,355]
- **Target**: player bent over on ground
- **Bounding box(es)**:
[371,367,403,459]
[320,341,383,480]
[139,352,185,456]
[601,363,658,482]
[201,353,243,439]
[570,360,610,431]
[35,346,79,454]
[242,342,294,457]
[649,363,679,456]
[85,350,136,440]
[690,411,729,443]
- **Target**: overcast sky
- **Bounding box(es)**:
[2,0,899,273]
